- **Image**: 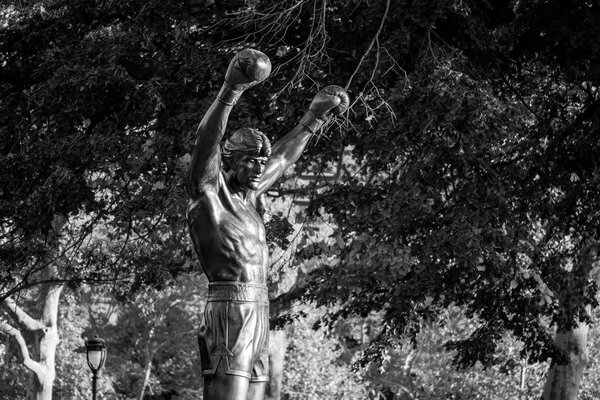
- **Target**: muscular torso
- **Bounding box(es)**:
[187,171,269,284]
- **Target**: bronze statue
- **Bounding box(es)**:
[186,49,349,400]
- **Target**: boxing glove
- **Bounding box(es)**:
[218,49,272,106]
[300,85,350,133]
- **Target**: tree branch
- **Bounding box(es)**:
[2,297,45,331]
[344,0,390,91]
[0,318,44,376]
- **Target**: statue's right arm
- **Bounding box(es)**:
[186,49,272,199]
[186,99,232,198]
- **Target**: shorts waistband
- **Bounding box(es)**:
[208,282,269,305]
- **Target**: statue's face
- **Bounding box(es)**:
[232,155,268,190]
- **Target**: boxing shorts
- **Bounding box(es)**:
[198,281,270,382]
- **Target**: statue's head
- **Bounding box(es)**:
[222,127,272,190]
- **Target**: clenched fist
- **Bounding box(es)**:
[225,49,271,90]
[218,49,271,106]
[308,85,350,119]
[300,85,350,133]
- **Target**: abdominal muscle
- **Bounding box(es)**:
[188,189,269,284]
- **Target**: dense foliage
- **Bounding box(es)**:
[2,0,600,398]
[285,0,600,369]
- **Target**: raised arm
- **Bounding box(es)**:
[256,85,350,196]
[186,49,271,199]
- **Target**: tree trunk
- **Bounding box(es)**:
[541,321,589,400]
[1,210,68,400]
[540,242,599,400]
[2,283,63,400]
[265,329,287,400]
[138,354,153,400]
[32,353,56,400]
[33,283,63,400]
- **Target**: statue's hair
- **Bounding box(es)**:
[222,128,271,169]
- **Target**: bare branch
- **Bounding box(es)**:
[344,0,390,91]
[0,318,44,376]
[273,0,331,95]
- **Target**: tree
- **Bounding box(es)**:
[104,274,206,400]
[266,2,600,399]
[280,312,370,400]
[0,1,211,397]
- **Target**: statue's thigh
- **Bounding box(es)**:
[248,381,267,400]
[203,365,250,400]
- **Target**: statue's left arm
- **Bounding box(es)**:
[255,85,350,196]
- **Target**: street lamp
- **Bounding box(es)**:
[85,336,106,400]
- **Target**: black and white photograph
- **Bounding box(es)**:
[1,1,599,399]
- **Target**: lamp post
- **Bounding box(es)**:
[85,336,106,400]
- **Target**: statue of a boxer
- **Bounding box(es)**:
[186,49,349,400]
